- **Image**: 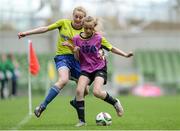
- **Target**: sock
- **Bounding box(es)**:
[70,97,77,109]
[76,100,85,123]
[41,85,61,109]
[104,92,117,106]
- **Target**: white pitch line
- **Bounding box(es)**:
[11,115,32,130]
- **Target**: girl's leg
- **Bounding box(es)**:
[76,76,89,101]
[93,76,106,99]
[70,86,89,110]
[75,75,89,126]
[34,67,70,117]
[93,77,124,117]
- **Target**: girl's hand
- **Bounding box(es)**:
[125,52,133,58]
[62,41,72,47]
[98,49,105,60]
[74,46,80,60]
[62,41,75,51]
[74,46,80,52]
[18,32,26,39]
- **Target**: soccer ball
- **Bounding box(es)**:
[96,112,112,126]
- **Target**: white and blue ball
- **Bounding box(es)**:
[96,112,112,126]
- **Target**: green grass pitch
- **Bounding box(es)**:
[0,95,180,130]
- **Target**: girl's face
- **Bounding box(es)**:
[83,22,95,36]
[73,11,85,27]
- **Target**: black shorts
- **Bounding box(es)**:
[81,66,107,86]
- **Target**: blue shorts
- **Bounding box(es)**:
[54,54,81,81]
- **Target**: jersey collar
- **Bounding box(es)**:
[71,22,83,30]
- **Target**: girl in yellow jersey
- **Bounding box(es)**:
[18,6,89,118]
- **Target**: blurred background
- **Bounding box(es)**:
[1,0,180,98]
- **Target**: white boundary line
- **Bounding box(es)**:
[10,115,32,130]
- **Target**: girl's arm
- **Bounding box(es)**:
[73,46,80,60]
[111,46,133,58]
[62,40,80,60]
[63,43,80,60]
[62,41,75,51]
[98,49,105,60]
[18,26,49,39]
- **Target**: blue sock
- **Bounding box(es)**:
[41,85,61,109]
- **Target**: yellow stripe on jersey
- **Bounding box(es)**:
[48,19,83,55]
[101,37,113,51]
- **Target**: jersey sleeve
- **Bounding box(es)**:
[47,19,64,31]
[101,37,113,51]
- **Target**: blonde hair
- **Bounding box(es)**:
[83,16,104,34]
[73,6,87,17]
